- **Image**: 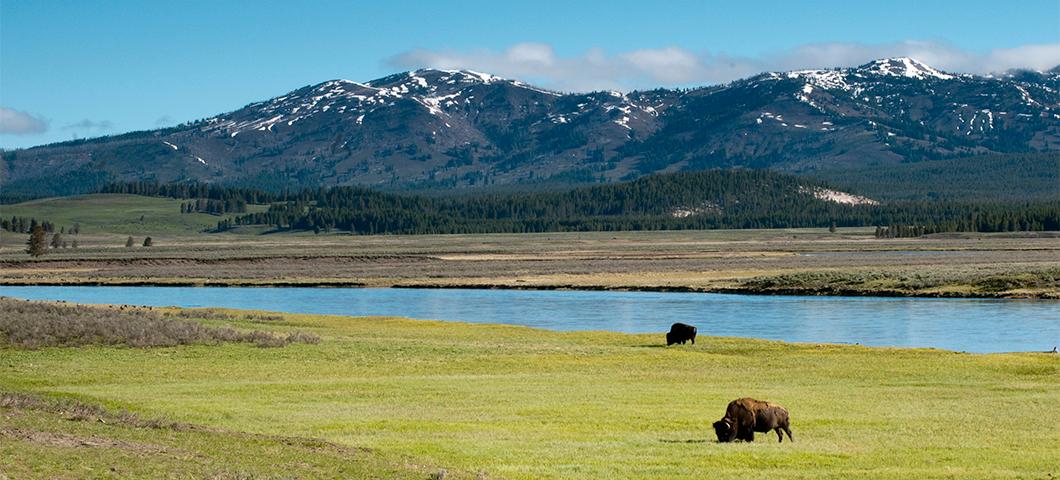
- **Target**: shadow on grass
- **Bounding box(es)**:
[659,439,711,444]
[635,344,708,349]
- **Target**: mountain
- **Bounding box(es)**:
[3,58,1058,199]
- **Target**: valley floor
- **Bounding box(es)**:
[1,302,1058,479]
[2,229,1059,298]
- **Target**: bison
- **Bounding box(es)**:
[713,397,792,443]
[666,323,697,346]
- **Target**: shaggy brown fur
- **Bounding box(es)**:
[713,397,792,443]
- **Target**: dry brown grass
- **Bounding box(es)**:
[0,298,319,349]
[2,229,1058,297]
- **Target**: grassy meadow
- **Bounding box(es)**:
[1,191,1058,297]
[0,194,267,237]
[2,302,1058,479]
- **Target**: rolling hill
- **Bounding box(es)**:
[0,194,267,236]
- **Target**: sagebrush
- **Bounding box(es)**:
[0,298,319,349]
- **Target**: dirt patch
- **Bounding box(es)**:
[2,232,1058,297]
[0,426,175,454]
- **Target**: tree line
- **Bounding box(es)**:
[101,181,280,204]
[181,198,248,215]
[91,172,1060,236]
[1,217,76,235]
[214,170,1059,235]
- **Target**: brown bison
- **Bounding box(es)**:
[713,397,792,443]
[666,323,697,346]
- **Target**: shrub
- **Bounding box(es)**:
[0,298,320,349]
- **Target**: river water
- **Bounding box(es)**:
[1,286,1057,353]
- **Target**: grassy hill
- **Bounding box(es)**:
[2,301,1057,479]
[0,194,266,236]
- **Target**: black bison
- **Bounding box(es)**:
[666,323,697,346]
[713,397,793,443]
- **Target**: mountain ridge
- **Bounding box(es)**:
[3,58,1058,199]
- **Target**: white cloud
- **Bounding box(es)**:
[0,107,48,135]
[388,41,1060,92]
[62,119,113,131]
[506,43,555,67]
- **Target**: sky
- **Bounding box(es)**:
[2,0,1059,149]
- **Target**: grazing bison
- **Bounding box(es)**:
[666,323,697,346]
[713,397,793,443]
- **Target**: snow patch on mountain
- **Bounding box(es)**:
[671,202,721,218]
[800,186,879,205]
[858,57,955,80]
[787,69,852,91]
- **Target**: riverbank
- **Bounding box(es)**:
[2,301,1058,479]
[2,229,1058,298]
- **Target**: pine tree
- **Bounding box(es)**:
[125,236,135,247]
[50,233,62,248]
[26,226,47,257]
[143,237,153,247]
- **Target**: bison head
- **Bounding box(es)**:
[713,419,734,442]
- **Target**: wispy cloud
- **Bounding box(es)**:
[63,119,113,131]
[389,41,1060,92]
[0,107,49,135]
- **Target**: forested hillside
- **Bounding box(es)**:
[212,170,1059,235]
[811,152,1059,201]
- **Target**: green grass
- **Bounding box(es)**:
[2,305,1058,479]
[0,194,266,236]
[0,391,455,479]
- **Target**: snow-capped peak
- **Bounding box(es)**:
[857,57,955,80]
[204,68,566,137]
[402,69,506,86]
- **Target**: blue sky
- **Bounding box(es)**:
[2,0,1058,148]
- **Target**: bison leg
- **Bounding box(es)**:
[691,336,695,344]
[783,425,793,442]
[775,427,784,442]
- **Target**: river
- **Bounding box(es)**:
[1,286,1057,353]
